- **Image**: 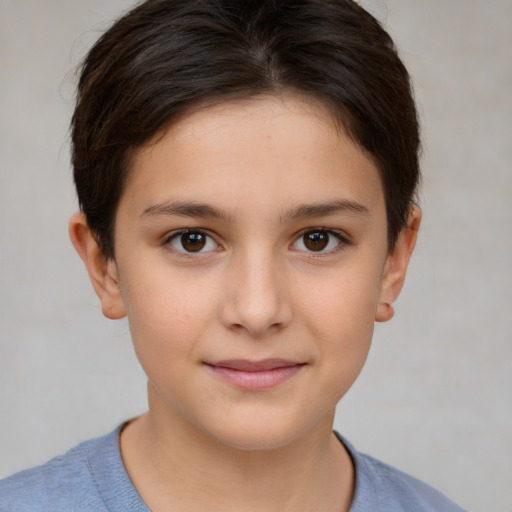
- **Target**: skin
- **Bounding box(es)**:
[70,94,420,512]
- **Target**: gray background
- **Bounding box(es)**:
[1,1,511,510]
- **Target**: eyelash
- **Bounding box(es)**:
[162,228,351,255]
[163,229,221,255]
[290,227,350,255]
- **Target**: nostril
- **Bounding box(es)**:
[219,296,292,337]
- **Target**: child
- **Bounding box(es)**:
[1,1,466,510]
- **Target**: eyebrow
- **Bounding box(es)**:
[281,199,369,221]
[140,198,369,223]
[140,200,233,222]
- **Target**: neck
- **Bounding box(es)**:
[120,388,354,512]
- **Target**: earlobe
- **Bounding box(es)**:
[375,301,395,322]
[68,212,126,320]
[375,205,421,322]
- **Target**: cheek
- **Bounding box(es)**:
[298,267,381,381]
[119,269,218,369]
[301,265,381,332]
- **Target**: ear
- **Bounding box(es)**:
[69,212,126,320]
[375,205,421,322]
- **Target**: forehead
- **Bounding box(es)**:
[121,94,385,221]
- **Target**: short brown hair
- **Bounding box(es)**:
[72,0,420,259]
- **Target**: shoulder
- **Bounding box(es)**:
[0,428,120,512]
[336,434,467,512]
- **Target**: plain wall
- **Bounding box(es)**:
[1,1,511,510]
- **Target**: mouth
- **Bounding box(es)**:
[204,359,306,390]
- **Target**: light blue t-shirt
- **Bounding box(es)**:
[0,425,466,511]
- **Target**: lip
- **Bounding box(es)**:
[205,359,306,390]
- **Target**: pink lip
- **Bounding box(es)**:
[205,359,306,390]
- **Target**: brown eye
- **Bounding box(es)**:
[291,229,346,253]
[303,231,329,251]
[181,232,206,252]
[169,230,217,253]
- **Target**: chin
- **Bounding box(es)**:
[214,428,300,452]
[202,410,319,452]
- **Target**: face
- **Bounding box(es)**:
[75,95,417,451]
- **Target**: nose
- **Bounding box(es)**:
[219,249,293,337]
